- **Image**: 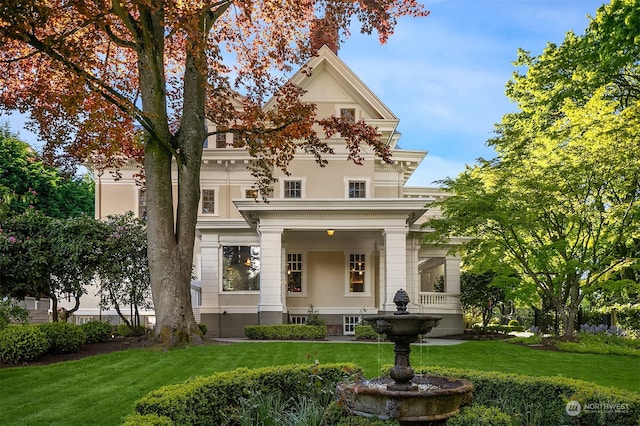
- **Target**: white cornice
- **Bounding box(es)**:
[234,198,433,229]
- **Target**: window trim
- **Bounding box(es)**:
[220,244,261,293]
[200,187,219,215]
[346,252,369,296]
[344,177,370,199]
[336,105,359,123]
[280,177,306,199]
[137,188,147,221]
[286,252,306,296]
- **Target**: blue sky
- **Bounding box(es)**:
[2,0,606,186]
[338,0,606,186]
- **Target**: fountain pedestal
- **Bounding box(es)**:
[337,289,473,425]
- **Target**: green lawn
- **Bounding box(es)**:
[0,340,638,425]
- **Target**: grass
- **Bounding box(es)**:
[0,340,638,425]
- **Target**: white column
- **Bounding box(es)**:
[406,237,420,306]
[445,256,461,294]
[383,227,408,312]
[258,226,284,321]
[200,235,220,311]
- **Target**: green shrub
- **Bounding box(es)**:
[445,405,512,425]
[507,319,520,327]
[0,325,49,364]
[0,299,29,329]
[616,306,640,335]
[197,323,208,335]
[306,314,327,326]
[80,321,113,344]
[354,323,381,340]
[244,324,327,340]
[508,334,542,345]
[484,324,525,334]
[134,363,358,425]
[421,366,640,426]
[116,324,148,337]
[122,413,173,426]
[39,322,86,354]
[555,337,640,356]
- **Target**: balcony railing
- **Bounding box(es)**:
[417,292,461,312]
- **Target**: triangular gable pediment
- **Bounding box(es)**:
[265,45,399,130]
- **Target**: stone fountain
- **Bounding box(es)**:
[337,289,473,425]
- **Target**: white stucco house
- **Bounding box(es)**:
[64,42,464,337]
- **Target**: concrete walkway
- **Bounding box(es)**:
[211,336,466,346]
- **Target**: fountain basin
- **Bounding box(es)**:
[337,375,473,424]
[365,314,442,337]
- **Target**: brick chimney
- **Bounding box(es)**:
[311,18,339,55]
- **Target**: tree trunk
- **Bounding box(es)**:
[136,8,204,346]
[145,137,202,346]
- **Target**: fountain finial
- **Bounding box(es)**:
[393,289,410,315]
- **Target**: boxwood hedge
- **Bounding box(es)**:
[128,363,359,425]
[244,324,327,340]
[125,363,639,425]
[422,366,640,426]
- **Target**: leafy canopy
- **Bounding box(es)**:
[425,0,640,336]
[0,126,93,218]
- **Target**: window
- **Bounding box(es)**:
[348,181,366,198]
[287,253,302,293]
[290,315,306,325]
[216,133,227,148]
[138,189,147,221]
[232,132,243,148]
[201,189,215,214]
[349,253,365,292]
[340,108,356,124]
[74,316,94,325]
[222,246,260,291]
[283,180,302,198]
[343,316,361,335]
[245,189,258,199]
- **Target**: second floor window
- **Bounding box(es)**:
[201,189,215,214]
[216,133,227,148]
[138,189,147,221]
[348,181,366,198]
[284,180,302,198]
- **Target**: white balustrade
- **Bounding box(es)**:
[417,292,461,312]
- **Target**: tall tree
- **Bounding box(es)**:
[0,126,93,218]
[425,0,640,337]
[0,1,427,345]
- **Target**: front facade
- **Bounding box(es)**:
[74,45,463,337]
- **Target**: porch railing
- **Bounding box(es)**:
[417,292,461,312]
